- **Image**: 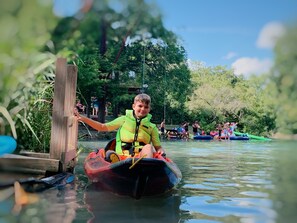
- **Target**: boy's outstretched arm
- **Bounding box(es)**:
[74,108,108,131]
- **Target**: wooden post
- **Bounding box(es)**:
[50,58,78,172]
[64,65,78,169]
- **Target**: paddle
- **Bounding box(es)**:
[0,172,74,192]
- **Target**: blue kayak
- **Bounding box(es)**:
[230,136,250,140]
[0,135,17,156]
[220,135,250,140]
[193,135,213,140]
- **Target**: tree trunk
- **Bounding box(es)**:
[97,19,108,123]
[98,94,106,123]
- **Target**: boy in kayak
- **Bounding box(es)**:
[74,93,165,162]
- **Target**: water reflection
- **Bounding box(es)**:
[270,141,297,223]
[71,140,297,223]
[0,184,81,223]
[40,185,80,222]
[78,140,297,223]
[173,140,296,223]
[2,140,296,222]
[84,184,182,223]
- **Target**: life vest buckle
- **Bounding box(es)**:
[121,142,144,157]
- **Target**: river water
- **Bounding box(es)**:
[1,139,296,223]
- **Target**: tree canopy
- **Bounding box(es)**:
[48,0,191,123]
[186,62,275,135]
[271,23,297,134]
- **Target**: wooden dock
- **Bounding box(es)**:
[0,58,78,179]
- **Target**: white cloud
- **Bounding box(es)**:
[223,52,237,60]
[232,57,273,77]
[257,22,286,49]
[230,21,286,77]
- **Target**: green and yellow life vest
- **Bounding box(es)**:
[115,110,157,154]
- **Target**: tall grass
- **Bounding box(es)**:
[0,53,57,152]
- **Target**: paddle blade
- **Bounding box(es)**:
[12,181,39,214]
[14,181,39,205]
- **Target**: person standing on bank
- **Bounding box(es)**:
[182,121,189,139]
[192,121,201,136]
[160,119,166,136]
[74,93,165,161]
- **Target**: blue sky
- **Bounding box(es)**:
[153,0,297,76]
[53,0,297,77]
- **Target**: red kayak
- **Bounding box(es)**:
[84,146,182,199]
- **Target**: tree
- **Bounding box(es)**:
[186,62,275,135]
[49,0,191,123]
[271,23,297,134]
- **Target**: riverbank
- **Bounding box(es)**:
[271,132,297,140]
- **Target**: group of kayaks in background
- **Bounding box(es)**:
[193,131,270,141]
[162,121,271,141]
[164,129,270,141]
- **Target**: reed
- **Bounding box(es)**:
[0,54,57,152]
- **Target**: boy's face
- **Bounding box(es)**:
[132,101,150,118]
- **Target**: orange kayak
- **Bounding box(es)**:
[84,149,182,199]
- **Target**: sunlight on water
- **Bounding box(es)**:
[74,140,297,223]
[171,140,296,223]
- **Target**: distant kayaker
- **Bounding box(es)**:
[216,123,223,140]
[223,122,230,140]
[74,93,165,162]
[229,122,237,136]
[192,121,201,135]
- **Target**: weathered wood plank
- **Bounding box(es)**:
[19,151,50,159]
[50,58,68,162]
[64,65,78,165]
[0,155,59,172]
